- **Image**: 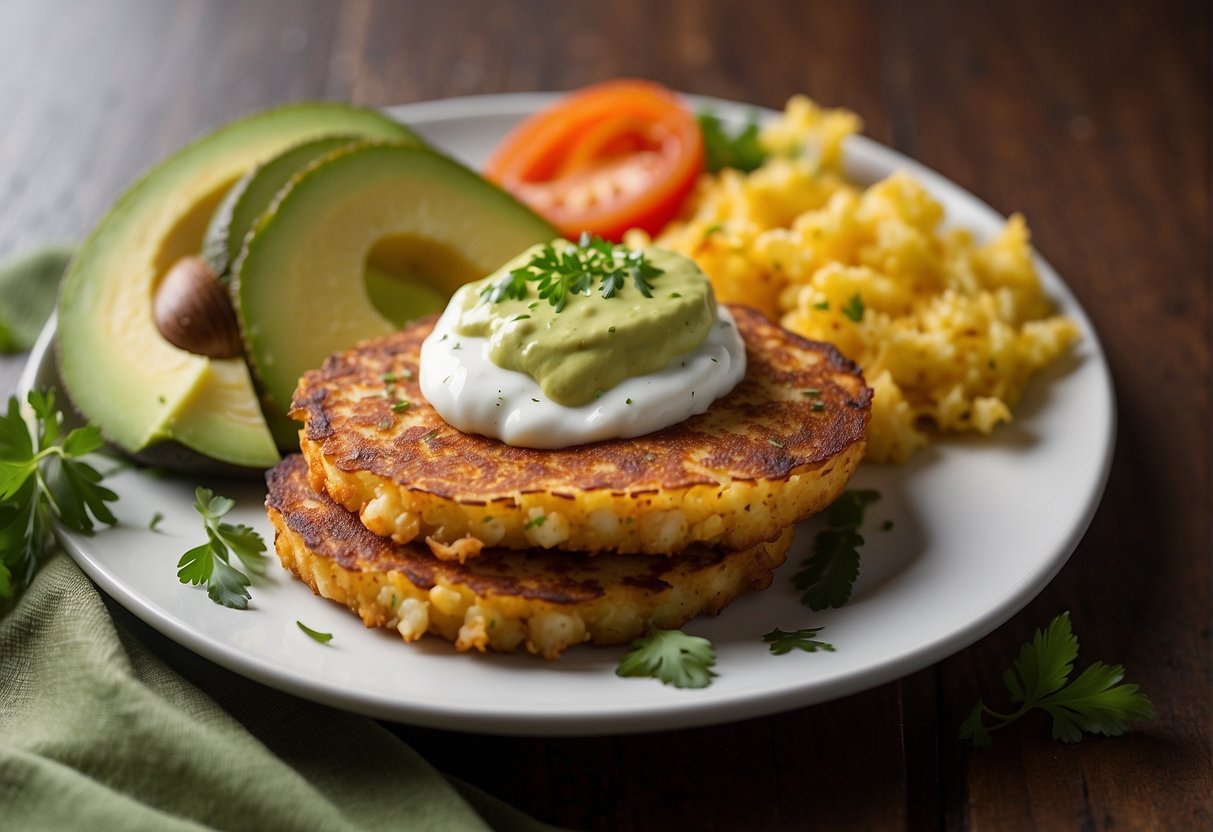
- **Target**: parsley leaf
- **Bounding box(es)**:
[176,487,266,610]
[297,621,333,644]
[792,489,880,610]
[960,611,1154,747]
[616,626,716,689]
[763,627,835,654]
[698,111,769,173]
[0,389,118,599]
[479,235,663,312]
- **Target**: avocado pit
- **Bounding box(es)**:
[153,255,243,359]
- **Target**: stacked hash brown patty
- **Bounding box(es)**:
[267,304,871,658]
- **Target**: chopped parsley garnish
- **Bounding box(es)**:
[616,626,716,688]
[0,389,118,599]
[421,429,439,443]
[524,514,546,529]
[704,223,724,237]
[608,325,616,333]
[381,372,398,384]
[625,398,633,405]
[297,621,333,644]
[479,234,663,312]
[763,626,835,654]
[792,489,880,610]
[961,612,1153,747]
[813,300,829,311]
[594,390,605,399]
[803,388,821,397]
[391,400,410,413]
[811,401,826,412]
[842,293,865,322]
[176,487,267,610]
[698,111,769,173]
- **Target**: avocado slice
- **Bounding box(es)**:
[57,103,418,471]
[233,141,558,448]
[202,135,403,278]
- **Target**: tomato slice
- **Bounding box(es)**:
[486,80,704,241]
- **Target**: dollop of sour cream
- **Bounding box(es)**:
[419,301,746,449]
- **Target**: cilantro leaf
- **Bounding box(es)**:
[0,389,118,600]
[297,621,334,644]
[698,111,769,173]
[961,612,1154,747]
[792,489,880,610]
[763,626,835,655]
[176,486,266,609]
[616,626,716,689]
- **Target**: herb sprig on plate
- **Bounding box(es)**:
[0,389,117,599]
[698,111,769,173]
[793,489,881,610]
[616,626,716,689]
[176,487,267,609]
[480,233,663,312]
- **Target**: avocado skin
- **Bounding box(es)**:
[58,102,423,472]
[232,140,559,449]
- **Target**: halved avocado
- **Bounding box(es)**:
[233,141,558,448]
[57,103,418,471]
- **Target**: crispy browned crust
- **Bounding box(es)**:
[266,455,793,657]
[295,305,869,490]
[291,304,870,554]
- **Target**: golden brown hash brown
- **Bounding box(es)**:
[267,455,793,659]
[292,304,871,555]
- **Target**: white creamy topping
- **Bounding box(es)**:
[419,303,746,449]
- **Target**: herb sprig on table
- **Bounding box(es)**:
[480,233,663,312]
[176,487,267,609]
[0,389,117,599]
[961,611,1153,747]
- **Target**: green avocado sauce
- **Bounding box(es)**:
[454,240,716,406]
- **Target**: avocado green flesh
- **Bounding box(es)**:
[234,142,557,449]
[457,245,715,406]
[203,134,419,278]
[57,103,419,469]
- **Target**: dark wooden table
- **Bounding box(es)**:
[2,1,1209,828]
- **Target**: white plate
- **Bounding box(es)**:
[22,93,1114,736]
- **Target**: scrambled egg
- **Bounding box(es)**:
[645,96,1080,462]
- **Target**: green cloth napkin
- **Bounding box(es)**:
[0,552,557,832]
[0,247,560,832]
[0,245,73,353]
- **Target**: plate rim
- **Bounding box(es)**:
[19,91,1117,736]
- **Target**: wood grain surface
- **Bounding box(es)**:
[1,1,1209,829]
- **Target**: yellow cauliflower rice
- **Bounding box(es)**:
[644,96,1080,462]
